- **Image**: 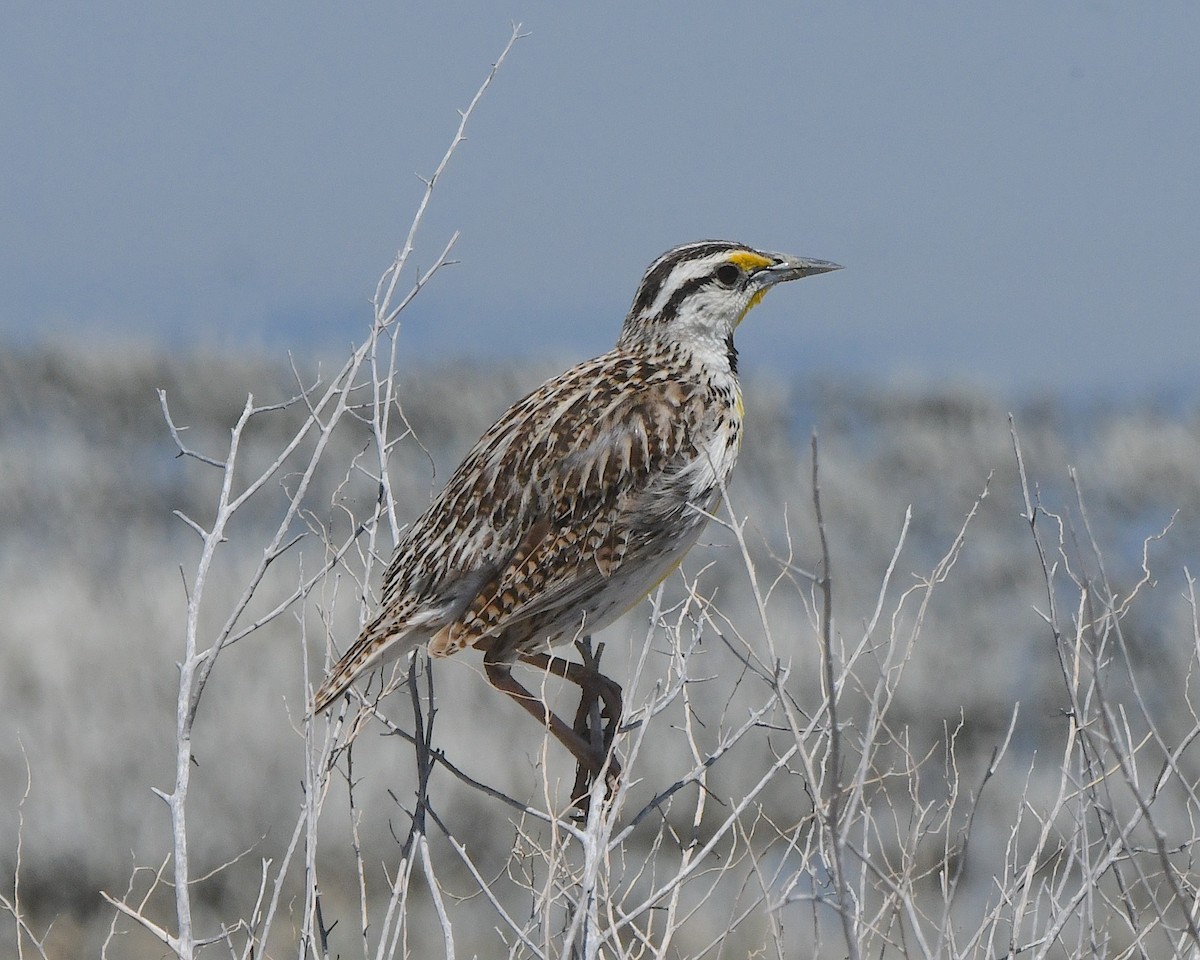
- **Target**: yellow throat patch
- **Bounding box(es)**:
[729,251,776,327]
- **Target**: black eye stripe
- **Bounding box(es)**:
[630,257,678,317]
[629,241,750,317]
[657,274,711,324]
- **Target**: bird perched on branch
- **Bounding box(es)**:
[314,240,840,799]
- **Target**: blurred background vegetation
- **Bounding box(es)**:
[2,334,1198,955]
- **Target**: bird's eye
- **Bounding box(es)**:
[714,264,741,287]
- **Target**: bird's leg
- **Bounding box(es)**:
[571,638,624,759]
[483,649,615,809]
[572,661,607,759]
[519,648,623,806]
[574,639,623,808]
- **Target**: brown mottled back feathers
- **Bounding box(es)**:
[311,344,726,713]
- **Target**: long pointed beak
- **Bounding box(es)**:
[759,254,843,287]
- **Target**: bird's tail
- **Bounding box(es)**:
[311,622,423,715]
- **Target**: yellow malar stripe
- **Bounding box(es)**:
[736,287,768,327]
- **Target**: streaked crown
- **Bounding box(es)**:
[618,241,841,355]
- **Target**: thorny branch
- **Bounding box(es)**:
[97,26,526,960]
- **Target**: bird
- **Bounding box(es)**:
[313,240,840,793]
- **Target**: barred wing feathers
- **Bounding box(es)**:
[312,350,711,713]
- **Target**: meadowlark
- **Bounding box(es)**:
[314,240,840,790]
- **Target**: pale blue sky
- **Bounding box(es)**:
[3,3,1198,396]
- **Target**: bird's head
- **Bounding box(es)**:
[618,240,841,363]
